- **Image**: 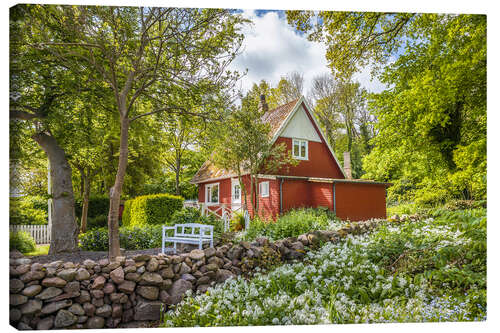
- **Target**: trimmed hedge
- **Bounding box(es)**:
[121,199,133,226]
[122,194,184,227]
[75,195,110,219]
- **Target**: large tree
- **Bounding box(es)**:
[212,95,297,216]
[288,11,486,203]
[28,5,245,258]
[10,5,89,253]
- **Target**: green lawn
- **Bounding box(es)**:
[25,244,50,256]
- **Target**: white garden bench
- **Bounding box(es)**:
[161,223,214,254]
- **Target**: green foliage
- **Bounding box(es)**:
[366,208,486,296]
[163,208,486,326]
[75,195,110,219]
[140,179,198,200]
[10,231,36,253]
[287,11,415,80]
[244,208,333,241]
[122,194,184,227]
[360,14,486,205]
[230,212,245,232]
[121,199,133,226]
[78,225,164,251]
[170,207,202,225]
[84,214,109,231]
[9,196,48,225]
[286,11,486,206]
[24,244,50,256]
[386,203,418,217]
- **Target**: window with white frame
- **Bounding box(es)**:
[259,181,269,198]
[292,139,308,160]
[232,182,241,203]
[205,183,219,204]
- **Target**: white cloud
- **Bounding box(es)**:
[230,10,387,96]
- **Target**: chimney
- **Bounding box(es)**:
[259,94,269,113]
[343,151,352,179]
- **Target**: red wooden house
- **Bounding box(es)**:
[191,96,390,221]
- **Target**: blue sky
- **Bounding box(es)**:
[228,9,388,96]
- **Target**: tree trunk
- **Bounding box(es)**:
[175,156,181,196]
[108,116,129,259]
[254,175,260,217]
[33,132,79,254]
[79,171,84,199]
[80,170,90,233]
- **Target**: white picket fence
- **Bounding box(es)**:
[10,225,51,244]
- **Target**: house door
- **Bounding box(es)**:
[231,179,241,212]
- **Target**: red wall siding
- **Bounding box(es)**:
[255,178,280,220]
[239,176,279,220]
[198,178,232,214]
[281,179,312,213]
[198,176,279,220]
[310,182,334,210]
[335,183,387,221]
[272,137,344,178]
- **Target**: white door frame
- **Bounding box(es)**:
[231,178,241,211]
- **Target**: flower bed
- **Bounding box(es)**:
[163,209,486,326]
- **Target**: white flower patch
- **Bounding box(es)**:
[163,215,485,327]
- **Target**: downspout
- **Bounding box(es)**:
[332,182,336,216]
[279,178,284,215]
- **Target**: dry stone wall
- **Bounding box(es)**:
[9,219,386,330]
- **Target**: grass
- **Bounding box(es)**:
[25,244,50,256]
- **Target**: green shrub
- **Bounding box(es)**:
[444,200,486,211]
[386,202,418,217]
[121,199,133,225]
[199,214,224,239]
[10,196,48,225]
[10,231,36,253]
[86,214,109,230]
[78,225,165,251]
[244,208,332,241]
[230,212,245,231]
[123,194,184,227]
[170,207,202,225]
[75,195,110,219]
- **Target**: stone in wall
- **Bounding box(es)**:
[9,218,385,330]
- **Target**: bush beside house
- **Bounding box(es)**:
[122,194,184,227]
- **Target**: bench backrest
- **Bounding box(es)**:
[173,223,213,239]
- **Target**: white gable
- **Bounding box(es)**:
[280,105,321,142]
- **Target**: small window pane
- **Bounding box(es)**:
[300,141,306,157]
[210,185,218,203]
[260,181,269,197]
[233,184,240,200]
[293,141,300,156]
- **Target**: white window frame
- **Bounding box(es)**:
[292,138,308,160]
[205,183,219,205]
[232,180,241,203]
[259,181,269,198]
